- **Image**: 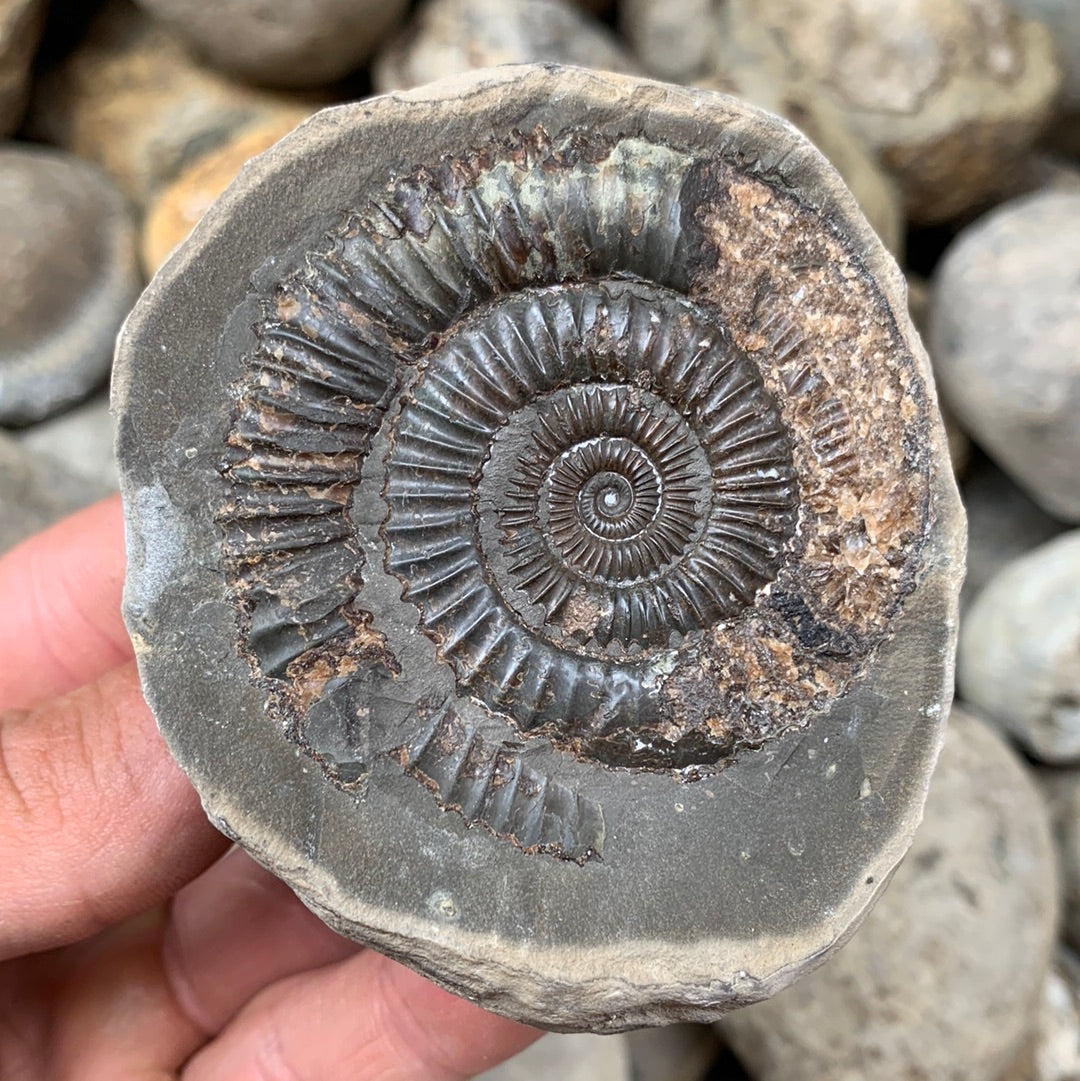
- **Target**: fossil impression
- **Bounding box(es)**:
[115,66,965,1031]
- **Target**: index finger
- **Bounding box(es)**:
[0,494,131,710]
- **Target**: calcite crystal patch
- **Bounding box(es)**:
[114,66,964,1031]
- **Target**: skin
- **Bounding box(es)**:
[0,494,540,1080]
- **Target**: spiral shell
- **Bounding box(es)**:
[117,67,962,1031]
[218,122,928,823]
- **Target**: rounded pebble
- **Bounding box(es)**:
[14,391,118,491]
[1037,771,1080,953]
[0,431,112,553]
[722,0,1062,223]
[719,707,1059,1081]
[133,0,407,88]
[373,0,640,93]
[141,115,301,274]
[930,191,1080,521]
[27,0,317,206]
[959,456,1065,610]
[958,531,1080,763]
[619,0,719,82]
[999,950,1080,1081]
[476,1032,631,1081]
[0,145,140,426]
[1004,0,1080,111]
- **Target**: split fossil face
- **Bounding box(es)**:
[215,125,931,861]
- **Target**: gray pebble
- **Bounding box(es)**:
[0,145,140,427]
[0,431,112,554]
[373,0,640,93]
[931,191,1080,522]
[717,0,1062,224]
[999,950,1080,1081]
[626,1023,719,1081]
[1037,770,1080,953]
[958,530,1080,763]
[619,0,718,83]
[719,707,1059,1081]
[14,391,118,491]
[132,0,408,88]
[960,456,1065,610]
[476,1033,630,1081]
[1003,0,1080,111]
[27,0,318,206]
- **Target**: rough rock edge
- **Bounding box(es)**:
[114,65,965,1032]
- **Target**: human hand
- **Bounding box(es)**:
[0,494,540,1079]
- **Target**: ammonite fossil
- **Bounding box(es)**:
[115,66,965,1030]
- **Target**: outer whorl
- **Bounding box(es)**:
[115,66,965,1031]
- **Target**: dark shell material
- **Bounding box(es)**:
[115,66,965,1031]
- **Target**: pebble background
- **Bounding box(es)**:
[1,0,1077,1078]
